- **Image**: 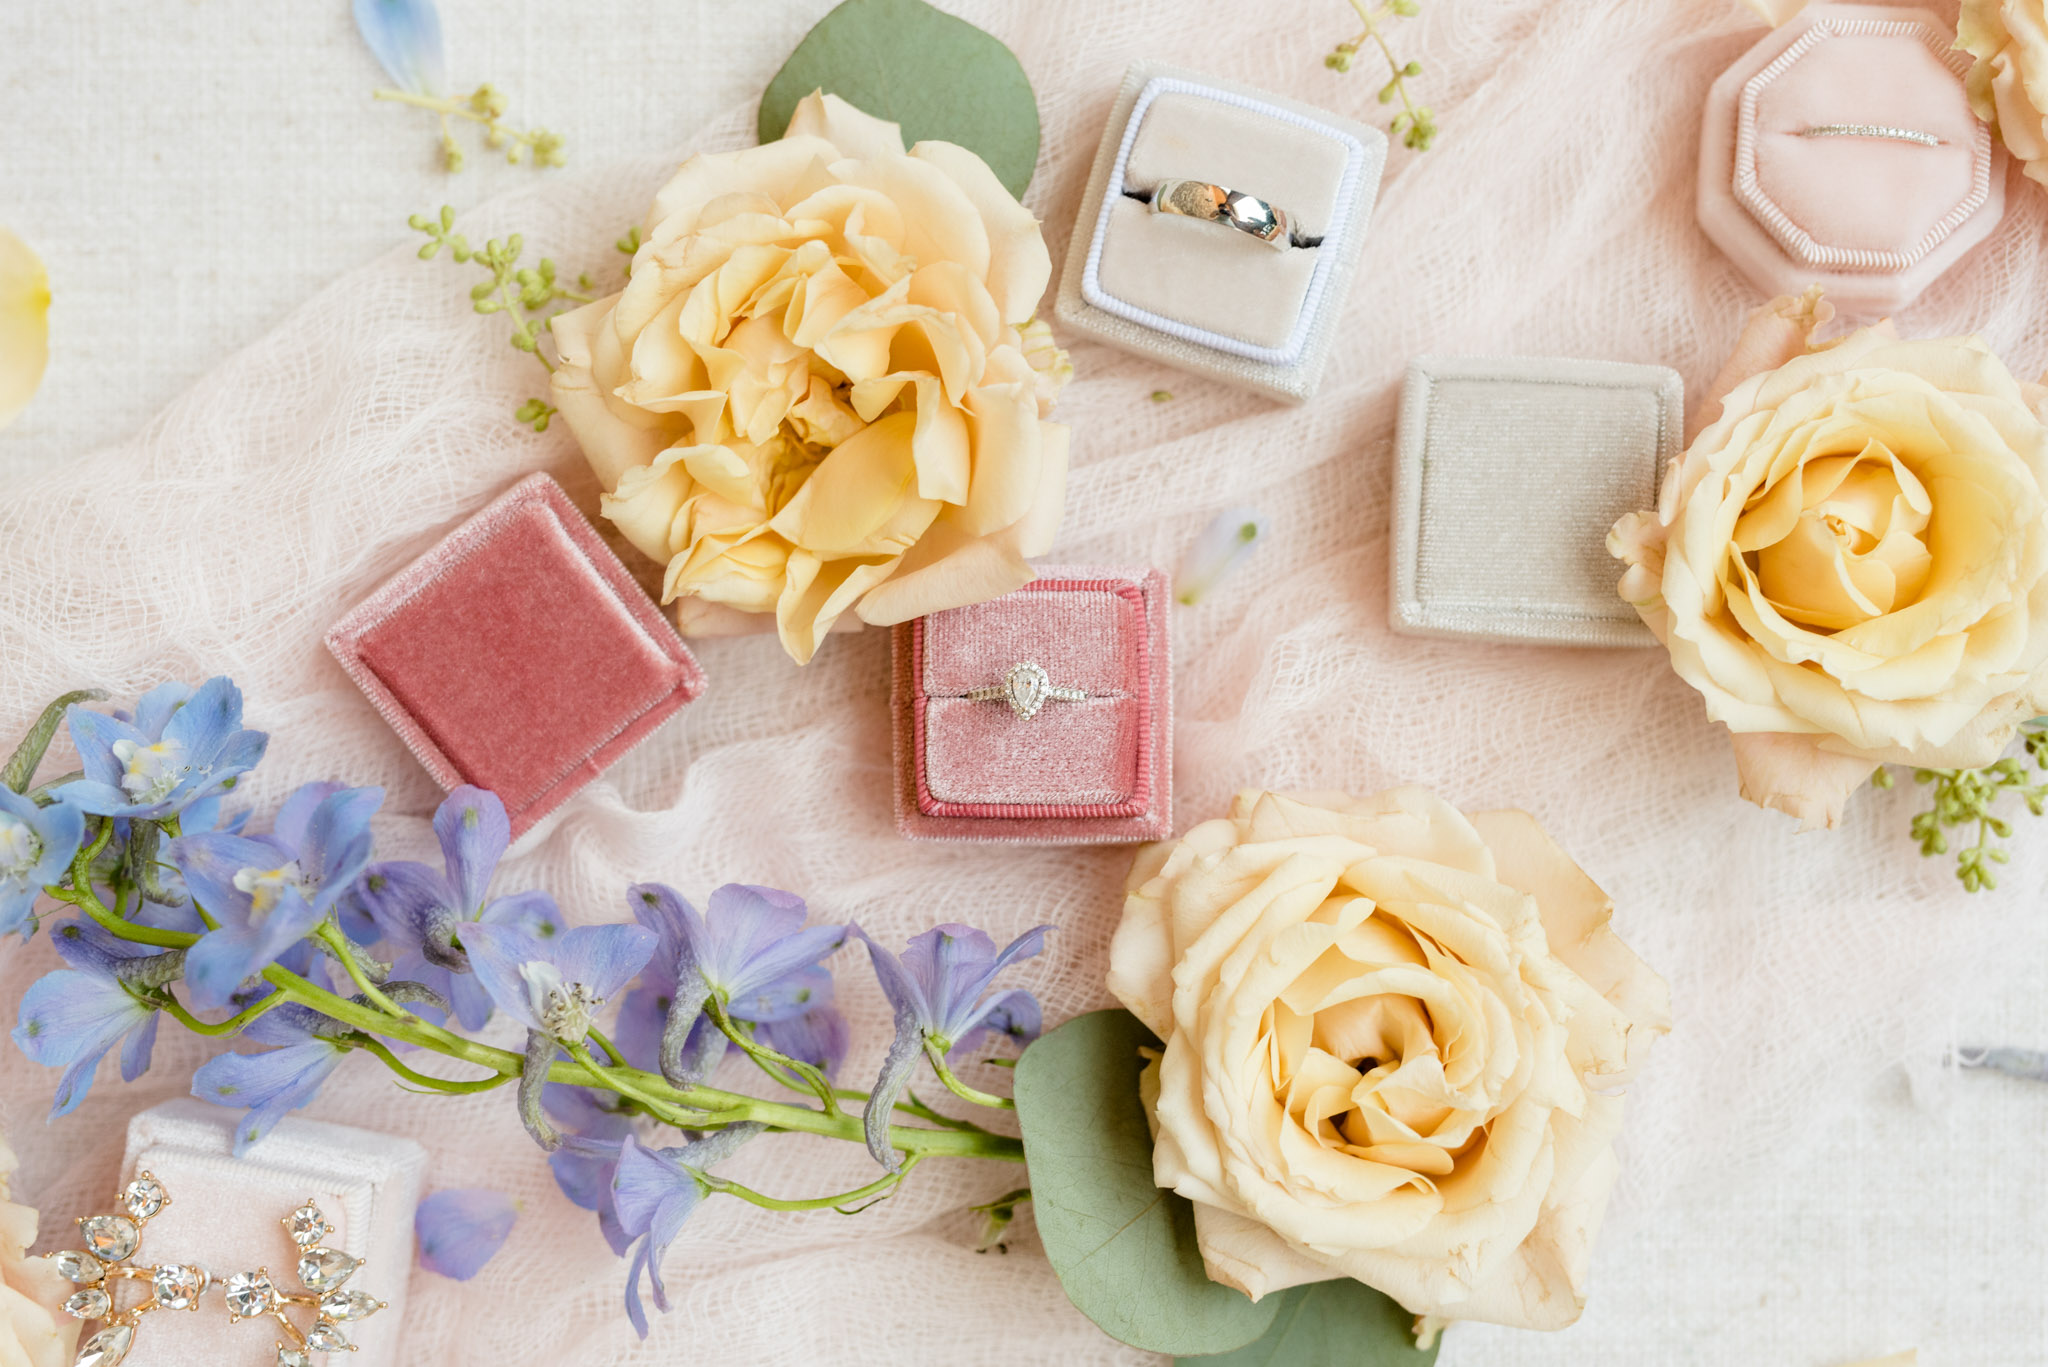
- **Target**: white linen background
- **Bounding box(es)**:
[2,0,2045,1363]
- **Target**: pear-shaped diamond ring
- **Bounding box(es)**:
[966,662,1088,720]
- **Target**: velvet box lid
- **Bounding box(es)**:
[891,567,1172,844]
[1698,5,2005,316]
[326,473,707,838]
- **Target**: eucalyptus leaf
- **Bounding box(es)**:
[2,689,104,794]
[1179,1278,1440,1366]
[1014,1009,1279,1356]
[758,0,1041,198]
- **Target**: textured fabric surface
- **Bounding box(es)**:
[4,2,2048,1365]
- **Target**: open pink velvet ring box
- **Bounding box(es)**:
[1698,4,2005,316]
[325,473,707,838]
[891,567,1172,844]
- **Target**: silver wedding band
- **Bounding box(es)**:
[964,662,1087,721]
[1799,124,1943,148]
[1150,179,1292,250]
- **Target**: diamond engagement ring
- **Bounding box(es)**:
[1149,179,1293,249]
[966,662,1088,720]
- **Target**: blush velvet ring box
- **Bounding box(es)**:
[1698,4,2006,316]
[326,473,708,838]
[891,567,1172,844]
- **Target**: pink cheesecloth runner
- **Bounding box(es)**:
[3,2,2046,1363]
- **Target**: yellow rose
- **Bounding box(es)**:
[1611,295,2048,828]
[551,92,1071,664]
[0,228,50,433]
[1734,0,1809,24]
[1107,789,1670,1333]
[0,1133,78,1367]
[1960,0,2048,185]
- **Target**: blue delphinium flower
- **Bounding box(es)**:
[415,1188,518,1281]
[856,923,1050,1168]
[55,678,267,821]
[0,785,83,939]
[611,1128,760,1338]
[11,920,166,1117]
[543,1084,635,1255]
[191,1001,352,1155]
[623,883,847,1085]
[353,0,446,95]
[462,920,657,1151]
[170,784,383,1009]
[354,786,564,1030]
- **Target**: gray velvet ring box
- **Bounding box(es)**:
[1054,61,1387,404]
[1390,356,1683,648]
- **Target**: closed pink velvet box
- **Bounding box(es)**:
[1698,5,2005,316]
[891,567,1172,844]
[326,473,707,837]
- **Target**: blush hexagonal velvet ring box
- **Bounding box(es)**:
[326,472,707,838]
[891,567,1172,844]
[1698,4,2006,316]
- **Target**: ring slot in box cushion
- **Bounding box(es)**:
[892,568,1171,843]
[1698,5,2004,315]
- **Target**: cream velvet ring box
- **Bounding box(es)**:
[113,1099,425,1366]
[1053,62,1387,404]
[1390,356,1682,648]
[1698,4,2006,317]
[890,567,1172,844]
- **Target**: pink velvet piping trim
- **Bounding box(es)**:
[911,579,1152,819]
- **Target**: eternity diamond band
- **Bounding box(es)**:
[1799,123,1943,148]
[965,662,1088,720]
[1150,179,1293,249]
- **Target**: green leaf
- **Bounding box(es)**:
[2,689,106,794]
[1179,1278,1440,1366]
[1014,1009,1279,1356]
[758,0,1040,199]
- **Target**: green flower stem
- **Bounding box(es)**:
[927,1044,1015,1111]
[56,872,1024,1164]
[350,1035,517,1096]
[371,87,565,170]
[315,922,404,1015]
[707,997,841,1117]
[701,1157,921,1213]
[586,1025,630,1070]
[156,991,284,1039]
[1334,0,1436,150]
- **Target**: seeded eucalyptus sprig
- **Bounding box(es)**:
[1325,0,1437,151]
[376,84,567,173]
[1874,722,2048,891]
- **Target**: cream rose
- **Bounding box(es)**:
[1960,0,2048,185]
[0,1132,77,1367]
[1611,293,2048,828]
[551,92,1071,664]
[1107,788,1670,1333]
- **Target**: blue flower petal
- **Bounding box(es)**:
[355,860,453,951]
[457,923,547,1033]
[552,923,659,1002]
[416,1188,519,1281]
[434,787,508,919]
[191,1037,347,1156]
[1174,506,1268,605]
[271,781,345,852]
[158,676,241,766]
[298,785,384,913]
[758,1005,849,1078]
[354,0,447,95]
[62,708,147,794]
[184,887,324,1010]
[118,1010,160,1082]
[129,681,195,739]
[481,888,564,940]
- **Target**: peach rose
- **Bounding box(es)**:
[1960,0,2048,185]
[1611,292,2048,828]
[551,92,1071,664]
[1107,788,1670,1333]
[0,1132,77,1367]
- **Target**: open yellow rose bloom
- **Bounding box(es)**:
[0,228,50,433]
[1960,0,2048,185]
[0,1132,77,1367]
[1109,789,1670,1333]
[1612,297,2048,828]
[551,92,1070,664]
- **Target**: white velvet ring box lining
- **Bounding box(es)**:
[1054,61,1387,403]
[1391,356,1683,649]
[118,1099,425,1366]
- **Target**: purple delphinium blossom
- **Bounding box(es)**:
[169,784,384,1010]
[611,1128,760,1338]
[353,0,446,95]
[624,883,847,1086]
[190,999,352,1156]
[855,923,1050,1169]
[543,1083,635,1255]
[11,919,167,1118]
[461,920,657,1153]
[54,678,267,821]
[354,787,564,1031]
[0,785,83,939]
[415,1189,518,1281]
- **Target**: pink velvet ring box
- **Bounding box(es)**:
[890,567,1172,844]
[1698,4,2006,316]
[326,473,707,838]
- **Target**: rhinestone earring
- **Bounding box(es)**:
[222,1199,387,1365]
[51,1172,211,1367]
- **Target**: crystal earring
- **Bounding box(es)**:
[51,1171,211,1367]
[221,1199,387,1365]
